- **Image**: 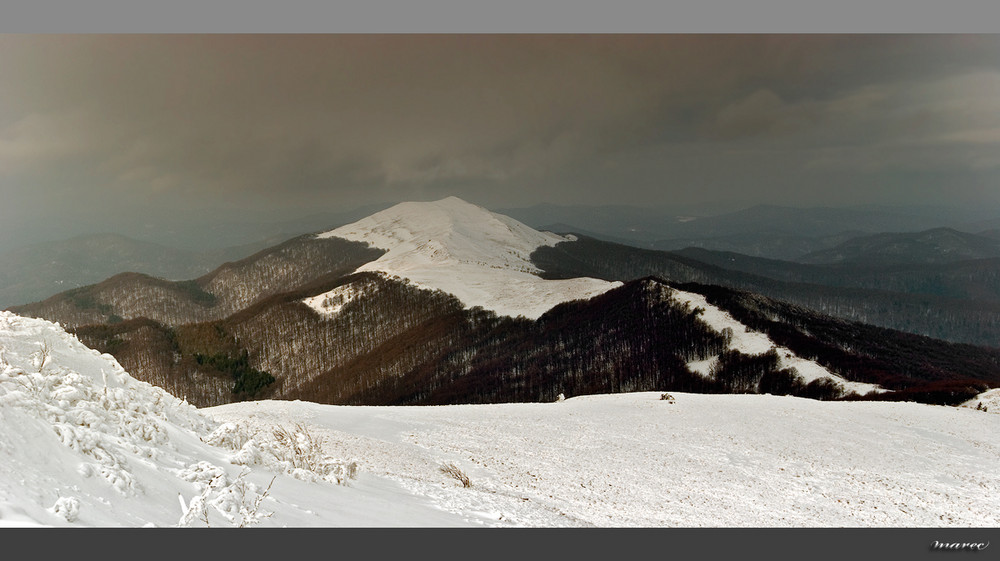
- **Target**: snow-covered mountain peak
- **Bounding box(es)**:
[318,196,567,272]
[315,197,619,319]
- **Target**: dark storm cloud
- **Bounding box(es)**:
[1,34,999,224]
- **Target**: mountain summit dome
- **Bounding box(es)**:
[318,196,566,272]
[316,197,619,319]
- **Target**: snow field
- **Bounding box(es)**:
[209,392,1000,527]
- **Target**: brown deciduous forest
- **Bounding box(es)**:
[533,236,1000,346]
[71,275,1000,408]
[13,229,999,409]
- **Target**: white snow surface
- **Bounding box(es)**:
[209,393,1000,527]
[3,311,998,527]
[961,388,1000,414]
[671,288,884,396]
[315,196,620,319]
[0,311,468,528]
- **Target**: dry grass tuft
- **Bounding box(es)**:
[439,462,472,488]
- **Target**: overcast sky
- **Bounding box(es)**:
[1,34,999,240]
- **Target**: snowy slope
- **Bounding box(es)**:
[961,388,1000,414]
[314,196,620,319]
[209,392,1000,527]
[0,312,469,527]
[2,312,998,527]
[670,287,884,396]
[302,276,377,318]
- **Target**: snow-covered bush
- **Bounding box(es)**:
[51,496,80,522]
[32,340,52,373]
[177,467,274,528]
[204,422,358,485]
[0,312,305,527]
[0,355,195,496]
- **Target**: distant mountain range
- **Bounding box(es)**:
[9,198,998,410]
[673,238,1000,305]
[0,204,397,310]
[536,235,1000,346]
[795,227,1000,265]
[503,203,1000,259]
[0,233,282,310]
[7,201,998,312]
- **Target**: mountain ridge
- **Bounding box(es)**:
[532,234,1000,346]
[9,197,1000,409]
[796,227,1000,265]
[0,233,281,310]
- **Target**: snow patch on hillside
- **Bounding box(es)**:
[316,197,620,319]
[670,288,883,396]
[961,388,1000,414]
[302,279,376,317]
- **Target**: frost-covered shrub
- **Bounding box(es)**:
[0,361,187,496]
[177,467,275,528]
[201,422,253,451]
[203,422,358,485]
[51,496,80,523]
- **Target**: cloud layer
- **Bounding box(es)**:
[1,34,998,229]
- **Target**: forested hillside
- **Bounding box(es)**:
[9,236,383,328]
[674,247,1000,303]
[533,236,1000,346]
[71,275,1000,408]
[13,200,1000,410]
